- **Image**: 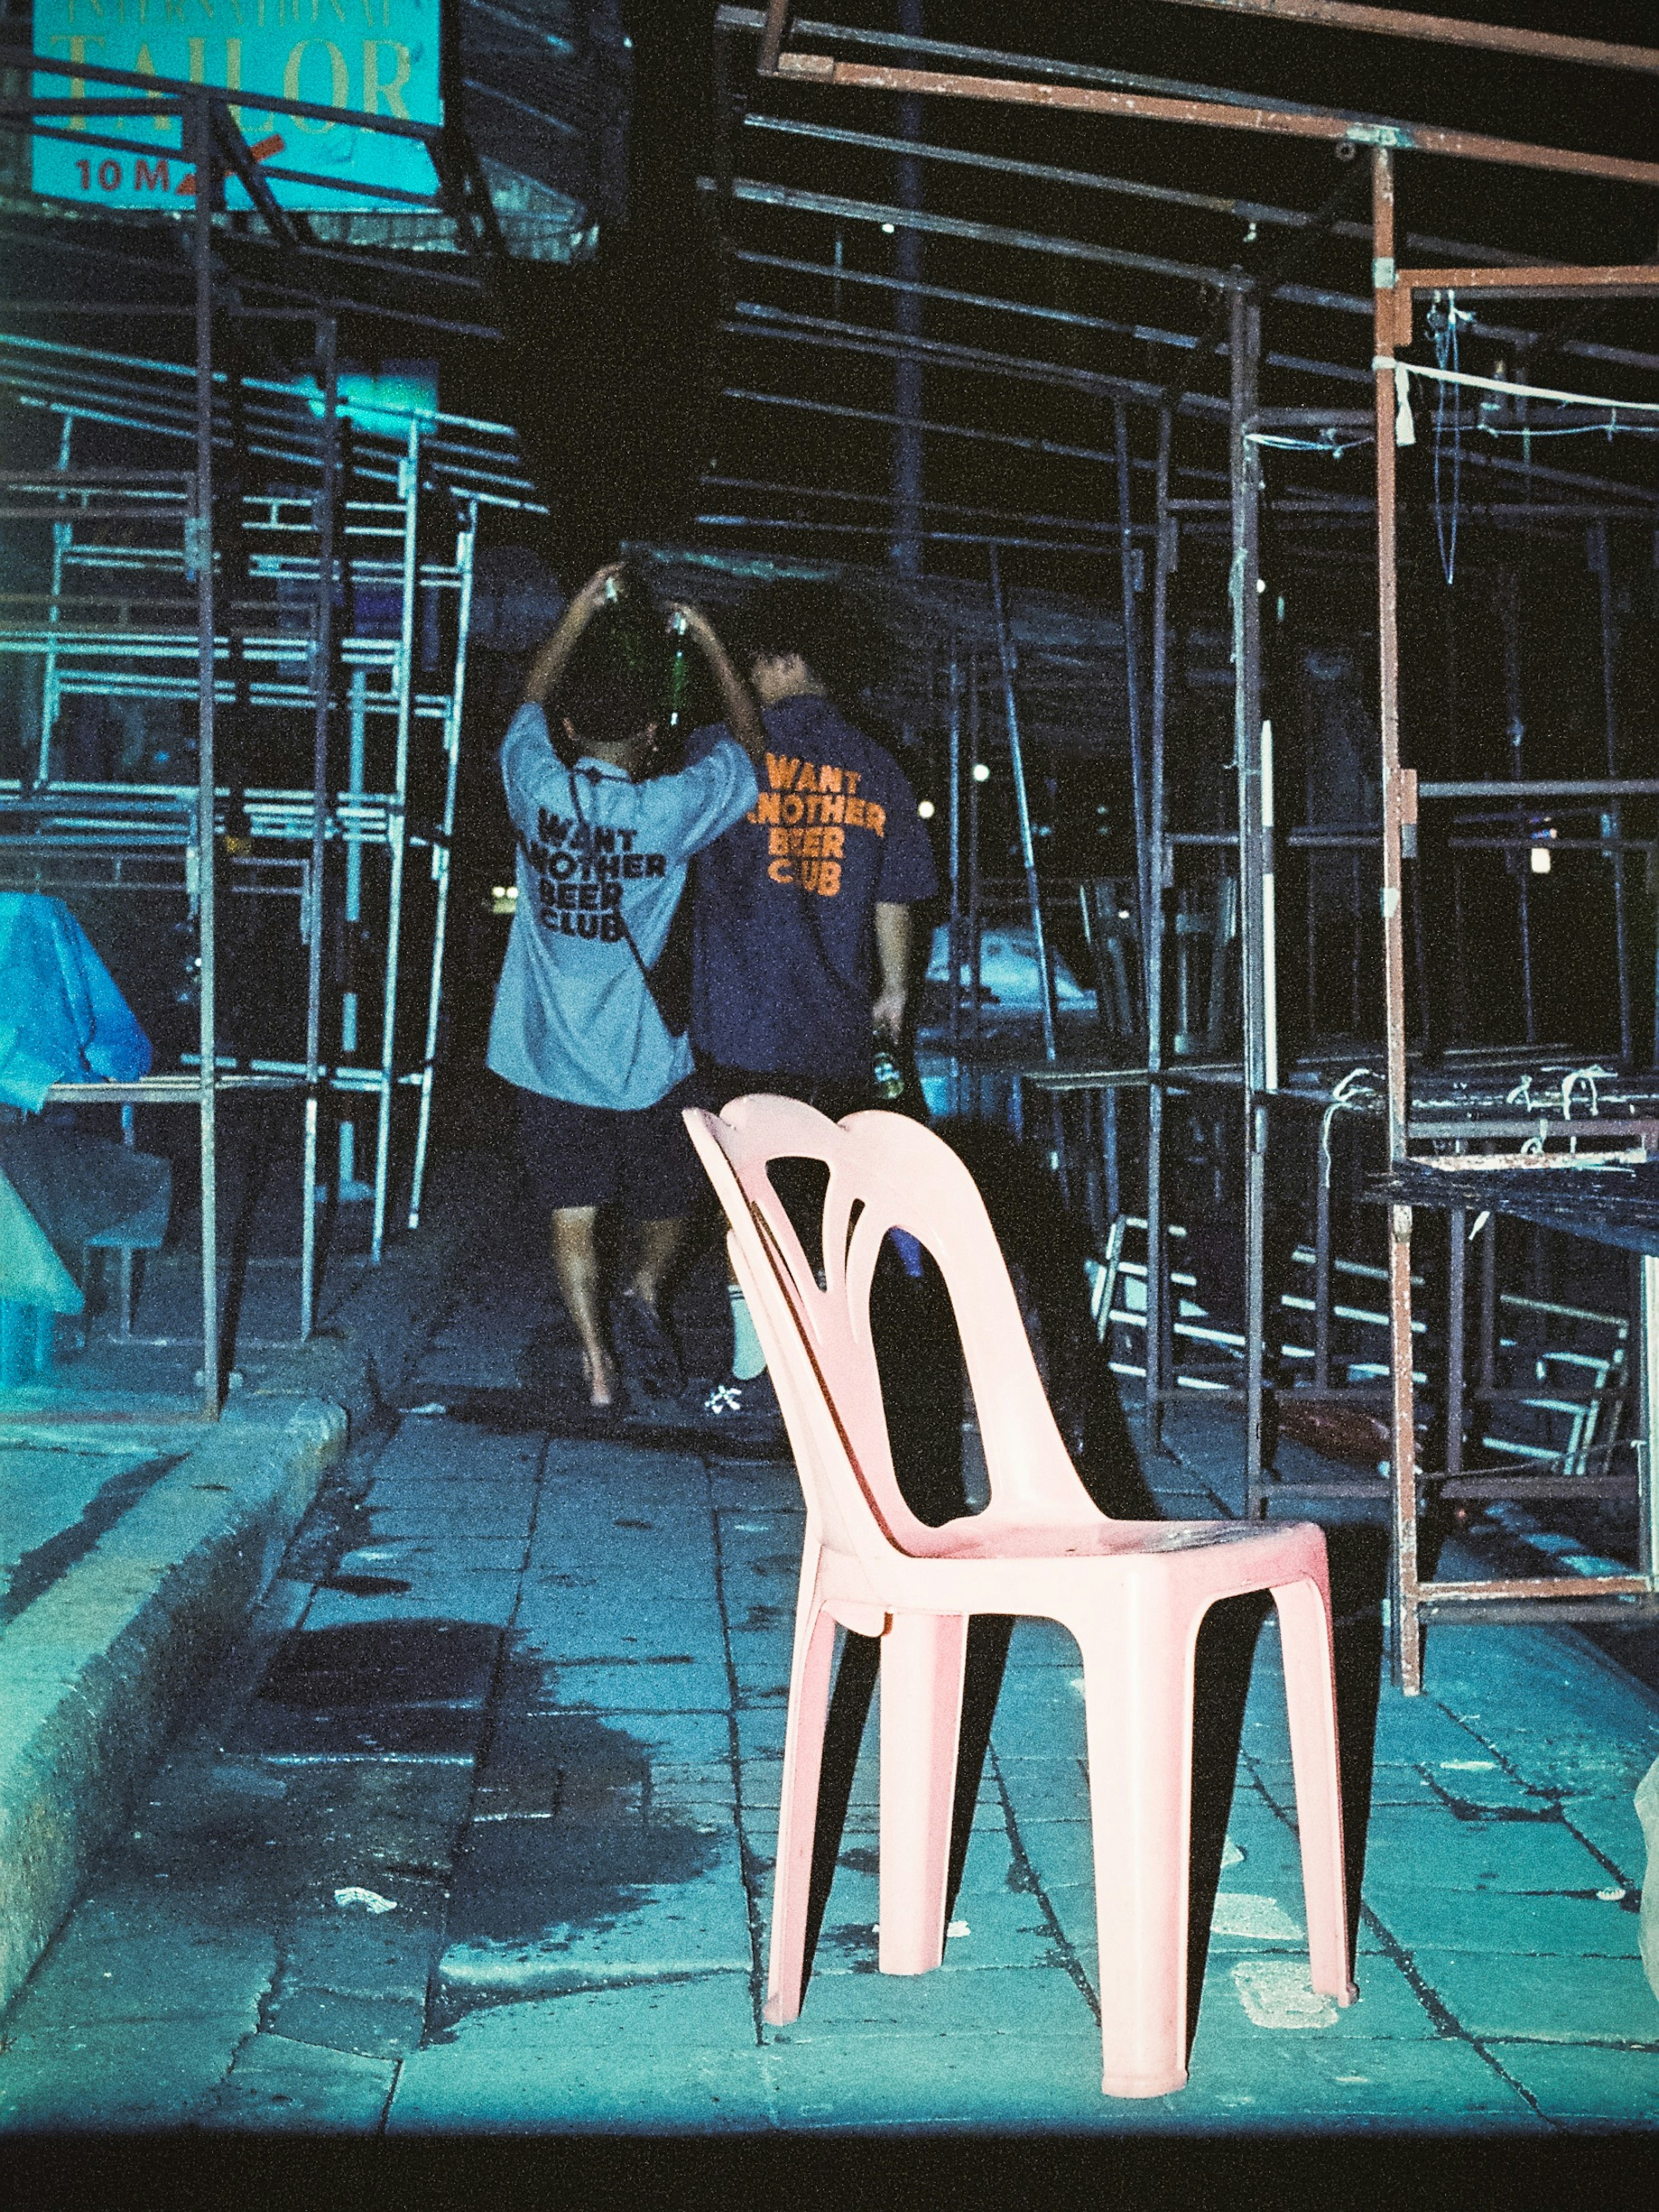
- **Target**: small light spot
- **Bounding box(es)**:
[1529,845,1551,874]
[972,762,991,782]
[946,1920,970,1939]
[880,221,896,234]
[1597,1887,1626,1902]
[917,799,935,819]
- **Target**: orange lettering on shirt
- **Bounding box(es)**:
[751,791,781,825]
[844,771,861,798]
[845,796,866,828]
[822,826,845,858]
[818,860,841,896]
[766,753,801,791]
[818,764,842,794]
[803,826,823,858]
[768,857,795,884]
[780,793,804,826]
[795,761,818,794]
[865,802,886,838]
[819,793,844,823]
[769,826,791,858]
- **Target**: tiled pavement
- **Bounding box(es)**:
[0,1268,1657,2141]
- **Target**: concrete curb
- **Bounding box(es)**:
[251,1149,514,1433]
[0,1149,510,2014]
[0,1396,345,2012]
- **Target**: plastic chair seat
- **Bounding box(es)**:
[685,1095,1357,2101]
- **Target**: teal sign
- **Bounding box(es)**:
[32,0,442,211]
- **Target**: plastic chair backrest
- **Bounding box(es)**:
[685,1096,1101,1567]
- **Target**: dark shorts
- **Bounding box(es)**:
[698,1062,875,1123]
[517,1075,706,1218]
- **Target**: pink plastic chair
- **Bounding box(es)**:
[685,1094,1357,2099]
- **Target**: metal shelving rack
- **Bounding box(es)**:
[0,57,540,1416]
[1370,214,1659,1689]
[720,6,1659,1687]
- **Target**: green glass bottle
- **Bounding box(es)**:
[872,1032,905,1104]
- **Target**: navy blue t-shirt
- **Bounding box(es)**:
[688,695,937,1080]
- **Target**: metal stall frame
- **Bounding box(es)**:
[0,59,526,1413]
[1370,225,1659,1690]
[728,10,1659,1661]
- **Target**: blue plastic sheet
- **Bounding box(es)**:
[0,895,151,1111]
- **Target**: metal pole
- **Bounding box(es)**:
[408,496,478,1230]
[1261,714,1278,1095]
[1479,1209,1497,1395]
[39,412,73,785]
[1231,286,1269,1517]
[1313,1123,1333,1391]
[1446,1204,1466,1479]
[892,0,924,577]
[946,636,963,1106]
[1590,522,1634,1065]
[191,91,221,1421]
[967,653,983,1085]
[341,665,367,1197]
[988,543,1058,1064]
[300,315,337,1338]
[1373,147,1422,1690]
[372,418,420,1265]
[1497,570,1536,1046]
[1112,398,1151,965]
[1144,408,1173,1446]
[1640,1255,1659,1585]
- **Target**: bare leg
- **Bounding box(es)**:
[629,1216,688,1310]
[550,1207,617,1406]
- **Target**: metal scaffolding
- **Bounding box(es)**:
[715,4,1659,1688]
[0,58,539,1417]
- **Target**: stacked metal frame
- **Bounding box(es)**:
[0,58,541,1418]
[719,5,1659,1688]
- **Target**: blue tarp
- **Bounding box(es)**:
[0,895,151,1111]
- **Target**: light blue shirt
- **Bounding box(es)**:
[486,705,758,1109]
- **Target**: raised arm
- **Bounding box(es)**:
[667,601,767,768]
[521,562,622,708]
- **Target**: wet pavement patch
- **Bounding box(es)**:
[431,1707,728,2031]
[230,1618,502,1761]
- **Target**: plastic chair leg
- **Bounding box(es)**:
[877,1611,969,1977]
[1077,1611,1197,2098]
[764,1601,839,2026]
[1272,1574,1358,2005]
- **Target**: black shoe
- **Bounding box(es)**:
[608,1288,684,1398]
[694,1370,788,1450]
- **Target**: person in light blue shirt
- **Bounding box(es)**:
[487,566,766,1414]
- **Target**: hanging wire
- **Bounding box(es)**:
[1247,430,1373,454]
[1430,292,1464,586]
[1477,418,1657,439]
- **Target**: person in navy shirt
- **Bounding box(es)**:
[686,581,937,1432]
